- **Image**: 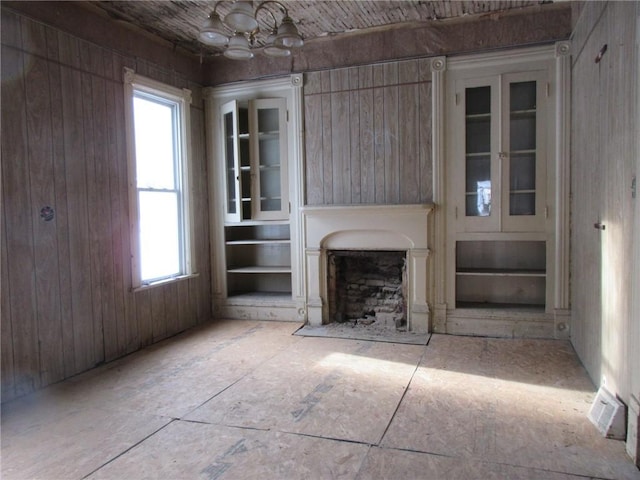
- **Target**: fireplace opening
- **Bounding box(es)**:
[327,250,407,331]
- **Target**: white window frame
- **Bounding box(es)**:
[123,67,195,289]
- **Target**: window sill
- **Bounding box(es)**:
[132,272,199,293]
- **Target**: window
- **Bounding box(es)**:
[124,68,194,288]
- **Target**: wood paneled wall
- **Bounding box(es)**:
[304,60,433,205]
[570,1,638,402]
[1,9,211,402]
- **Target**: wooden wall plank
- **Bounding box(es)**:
[330,68,349,92]
[349,90,362,203]
[191,105,212,324]
[189,277,201,326]
[359,87,375,203]
[61,63,95,374]
[398,59,419,84]
[47,33,76,379]
[373,86,385,203]
[331,91,351,203]
[165,282,179,336]
[24,41,65,386]
[93,70,119,363]
[304,94,324,205]
[320,71,331,93]
[359,65,373,89]
[57,31,81,70]
[136,289,152,347]
[399,84,420,204]
[80,69,105,368]
[419,82,433,202]
[105,68,127,360]
[1,175,16,400]
[373,64,385,88]
[348,67,359,91]
[1,44,41,397]
[321,93,334,202]
[151,287,167,342]
[304,72,321,95]
[383,85,399,203]
[177,279,191,332]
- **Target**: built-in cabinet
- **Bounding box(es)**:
[435,44,571,338]
[205,75,304,321]
[453,71,548,233]
[222,98,289,222]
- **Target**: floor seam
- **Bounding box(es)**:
[81,418,176,479]
[179,331,302,419]
[369,444,618,480]
[375,345,429,447]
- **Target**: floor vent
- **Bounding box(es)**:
[588,386,626,439]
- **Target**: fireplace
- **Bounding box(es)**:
[328,250,408,330]
[301,204,433,333]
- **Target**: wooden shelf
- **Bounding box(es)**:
[455,301,545,311]
[456,268,546,277]
[227,291,292,302]
[226,239,290,245]
[227,266,291,274]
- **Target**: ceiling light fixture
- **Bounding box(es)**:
[199,1,303,60]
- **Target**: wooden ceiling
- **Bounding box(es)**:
[91,1,554,57]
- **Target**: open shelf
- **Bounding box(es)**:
[455,240,546,309]
[225,223,292,298]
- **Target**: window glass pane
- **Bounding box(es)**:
[133,95,176,189]
[139,191,181,281]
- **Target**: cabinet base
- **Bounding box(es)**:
[445,308,556,338]
[217,292,303,322]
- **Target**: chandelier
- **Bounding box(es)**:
[199,1,304,60]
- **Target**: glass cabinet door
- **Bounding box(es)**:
[250,98,288,220]
[502,71,546,231]
[457,76,500,232]
[456,72,547,233]
[221,100,242,223]
[465,85,492,217]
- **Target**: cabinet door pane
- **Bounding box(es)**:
[257,107,281,212]
[509,81,536,216]
[465,86,491,217]
[223,110,237,215]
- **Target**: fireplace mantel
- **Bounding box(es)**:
[301,204,434,333]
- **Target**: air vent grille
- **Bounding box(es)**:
[588,386,626,439]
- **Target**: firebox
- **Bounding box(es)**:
[327,250,407,330]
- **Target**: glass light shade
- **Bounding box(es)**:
[224,33,254,59]
[225,1,258,33]
[263,30,291,57]
[274,16,303,48]
[199,12,229,46]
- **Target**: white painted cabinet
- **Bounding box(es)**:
[435,44,571,338]
[205,76,305,321]
[450,70,549,233]
[221,98,288,223]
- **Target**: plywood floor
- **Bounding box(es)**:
[2,320,639,480]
